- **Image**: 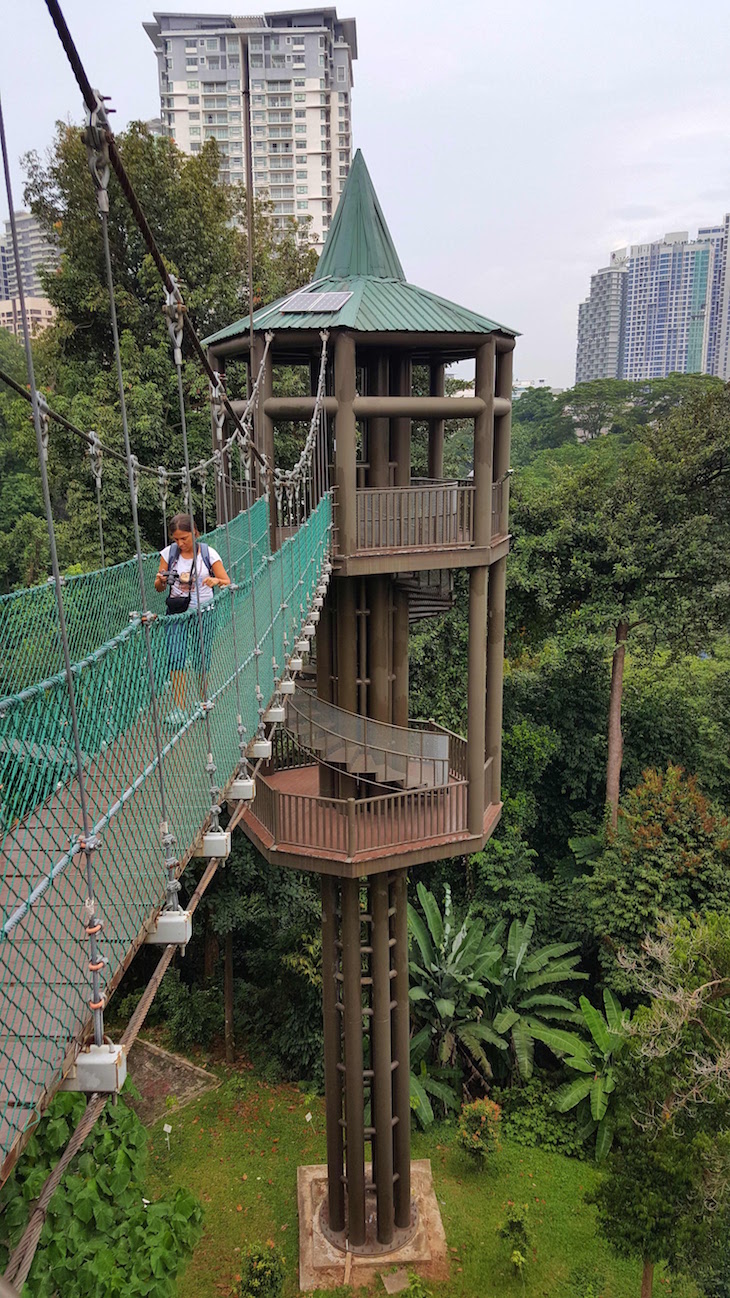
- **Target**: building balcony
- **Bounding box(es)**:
[239,698,500,877]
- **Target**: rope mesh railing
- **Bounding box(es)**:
[0,492,332,1169]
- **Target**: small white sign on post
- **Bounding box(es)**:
[163,1122,172,1151]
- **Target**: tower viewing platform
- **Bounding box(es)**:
[205,149,516,1278]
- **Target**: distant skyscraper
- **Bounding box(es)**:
[576,255,627,384]
[0,211,58,300]
[576,219,730,383]
[144,8,357,249]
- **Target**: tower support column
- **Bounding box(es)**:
[467,565,488,835]
[334,332,357,557]
[427,360,445,480]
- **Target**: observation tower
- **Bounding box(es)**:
[205,150,516,1278]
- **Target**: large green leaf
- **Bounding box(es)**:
[553,1076,594,1112]
[527,1023,592,1059]
[409,1027,432,1066]
[451,917,486,970]
[461,1021,509,1049]
[595,1114,615,1162]
[409,987,430,1002]
[506,916,523,968]
[511,1018,535,1079]
[434,998,455,1021]
[422,1075,460,1110]
[518,993,579,1013]
[522,962,588,991]
[409,1072,434,1128]
[564,1055,595,1074]
[590,1074,608,1121]
[417,883,444,950]
[408,903,435,969]
[493,1008,520,1034]
[523,942,581,974]
[603,988,627,1033]
[579,996,613,1056]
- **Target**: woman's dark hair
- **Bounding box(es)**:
[169,513,199,536]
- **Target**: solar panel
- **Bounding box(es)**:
[281,290,353,314]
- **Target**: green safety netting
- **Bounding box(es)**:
[0,492,331,1169]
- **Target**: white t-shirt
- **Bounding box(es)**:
[161,544,222,608]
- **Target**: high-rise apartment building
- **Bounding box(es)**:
[575,219,730,383]
[575,255,627,383]
[144,9,357,248]
[0,211,59,300]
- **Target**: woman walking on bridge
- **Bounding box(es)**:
[154,513,231,726]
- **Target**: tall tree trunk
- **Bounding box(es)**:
[606,619,629,828]
[224,932,234,1064]
[641,1259,654,1298]
[204,920,218,980]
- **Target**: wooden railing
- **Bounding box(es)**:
[249,771,469,861]
[355,484,475,552]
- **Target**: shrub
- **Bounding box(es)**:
[403,1273,434,1298]
[498,1201,532,1254]
[491,1077,587,1159]
[238,1241,285,1298]
[457,1098,501,1164]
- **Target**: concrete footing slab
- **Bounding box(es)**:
[296,1159,448,1291]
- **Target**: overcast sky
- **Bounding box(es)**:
[3,0,730,385]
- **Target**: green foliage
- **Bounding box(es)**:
[158,969,224,1051]
[401,1273,434,1298]
[498,1201,533,1260]
[457,1097,502,1164]
[491,1078,587,1159]
[588,766,730,993]
[238,1242,285,1298]
[408,880,506,1081]
[0,1088,202,1296]
[481,910,586,1082]
[545,990,631,1160]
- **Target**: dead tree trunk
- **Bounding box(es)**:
[606,619,629,829]
[224,932,235,1063]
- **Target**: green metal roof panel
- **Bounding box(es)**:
[203,275,516,344]
[316,151,406,281]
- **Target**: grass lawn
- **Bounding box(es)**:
[147,1057,691,1298]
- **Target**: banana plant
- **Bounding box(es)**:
[485,910,587,1082]
[530,988,631,1160]
[408,882,507,1081]
[408,1025,462,1128]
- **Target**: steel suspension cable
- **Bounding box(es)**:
[87,101,181,915]
[211,380,247,775]
[0,89,105,1048]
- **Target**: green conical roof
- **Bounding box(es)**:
[317,150,405,280]
[203,152,518,350]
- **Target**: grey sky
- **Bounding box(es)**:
[3,0,730,385]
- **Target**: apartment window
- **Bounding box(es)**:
[186,57,198,68]
[337,65,346,82]
[251,80,264,89]
[251,54,263,67]
[321,109,328,120]
[185,41,196,52]
[206,38,218,51]
[339,92,348,101]
[255,171,268,183]
[252,95,265,106]
[227,36,239,50]
[199,57,206,66]
[297,201,308,209]
[293,55,305,65]
[229,126,242,138]
[191,142,201,152]
[296,153,307,163]
[228,59,240,70]
[321,170,328,180]
[339,165,348,176]
[294,93,305,103]
[318,55,325,66]
[296,169,307,179]
[339,106,347,117]
[295,110,306,119]
[295,124,306,134]
[293,37,304,47]
[294,79,305,87]
[254,141,265,151]
[296,185,307,194]
[188,95,199,105]
[190,126,201,136]
[189,111,200,121]
[253,111,265,122]
[229,111,241,122]
[187,80,199,90]
[319,36,327,47]
[228,80,240,91]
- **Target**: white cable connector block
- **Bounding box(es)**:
[195,830,232,859]
[303,623,316,638]
[295,640,309,655]
[289,656,304,672]
[146,909,193,947]
[264,703,286,723]
[309,610,320,624]
[61,1043,127,1094]
[251,737,272,759]
[280,678,295,695]
[230,776,256,801]
[313,596,324,610]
